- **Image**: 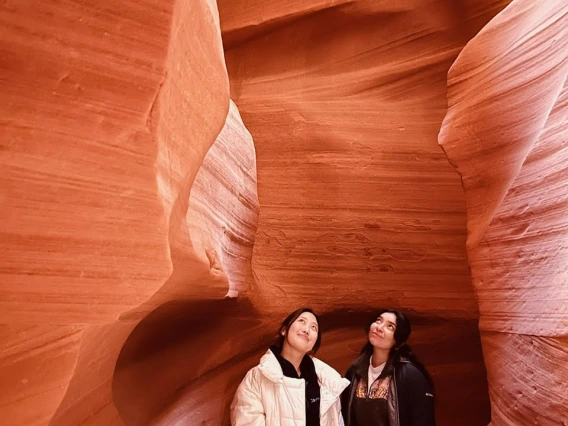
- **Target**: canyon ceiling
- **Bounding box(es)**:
[0,0,566,425]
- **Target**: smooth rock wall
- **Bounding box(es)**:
[220,0,509,318]
[2,0,566,425]
[439,0,568,424]
[218,1,509,424]
[1,0,258,425]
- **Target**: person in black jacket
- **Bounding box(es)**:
[341,309,435,426]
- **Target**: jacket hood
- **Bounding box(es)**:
[258,349,350,415]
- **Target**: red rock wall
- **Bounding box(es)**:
[222,0,503,317]
[439,0,568,424]
[218,1,508,424]
[2,0,566,425]
[112,100,259,425]
[1,0,258,425]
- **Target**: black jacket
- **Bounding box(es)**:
[341,353,435,426]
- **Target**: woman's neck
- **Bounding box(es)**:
[371,347,389,367]
[280,344,305,375]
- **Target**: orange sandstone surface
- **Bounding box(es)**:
[439,1,568,424]
[0,0,566,425]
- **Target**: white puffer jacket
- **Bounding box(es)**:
[231,350,350,426]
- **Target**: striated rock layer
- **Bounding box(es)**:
[439,0,568,424]
[112,101,259,425]
[219,0,509,425]
[221,0,510,317]
[0,0,258,425]
[2,0,566,425]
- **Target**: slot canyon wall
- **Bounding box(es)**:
[439,0,568,424]
[0,1,566,426]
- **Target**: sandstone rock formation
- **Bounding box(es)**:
[1,0,566,425]
[219,1,510,424]
[1,0,257,425]
[439,0,568,424]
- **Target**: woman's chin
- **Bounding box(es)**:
[291,340,312,354]
[369,337,381,347]
[370,340,392,351]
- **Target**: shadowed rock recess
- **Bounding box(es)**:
[0,1,565,426]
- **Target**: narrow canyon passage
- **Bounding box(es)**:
[1,1,566,426]
[114,1,505,424]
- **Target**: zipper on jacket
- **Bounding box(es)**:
[366,377,381,399]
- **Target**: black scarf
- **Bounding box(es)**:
[270,345,321,426]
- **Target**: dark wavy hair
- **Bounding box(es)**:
[275,307,322,354]
[360,308,432,385]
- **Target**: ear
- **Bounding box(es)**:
[280,329,286,336]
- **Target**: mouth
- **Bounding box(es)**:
[298,334,309,342]
[370,331,383,339]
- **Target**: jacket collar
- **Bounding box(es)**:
[257,349,287,383]
[258,349,350,415]
[350,352,410,380]
[350,352,371,377]
[268,345,318,381]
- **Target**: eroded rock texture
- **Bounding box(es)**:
[1,0,566,426]
[218,0,509,424]
[439,0,568,424]
[1,0,258,425]
[221,0,512,317]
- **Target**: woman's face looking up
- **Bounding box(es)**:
[368,312,397,351]
[283,311,319,354]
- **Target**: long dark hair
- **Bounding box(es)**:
[275,307,322,354]
[360,308,432,385]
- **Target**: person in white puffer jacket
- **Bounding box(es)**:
[231,307,350,426]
